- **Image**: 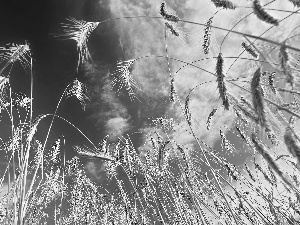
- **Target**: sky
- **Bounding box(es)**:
[0,0,300,223]
[0,0,116,152]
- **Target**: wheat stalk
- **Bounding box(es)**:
[220,130,235,153]
[252,133,294,188]
[235,126,252,147]
[245,164,256,182]
[27,115,48,143]
[254,161,275,185]
[74,145,115,161]
[253,0,279,26]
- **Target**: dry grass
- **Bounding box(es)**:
[0,1,300,224]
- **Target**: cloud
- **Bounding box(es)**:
[84,62,131,139]
[107,0,261,151]
[84,160,106,181]
[105,1,300,222]
[105,117,131,137]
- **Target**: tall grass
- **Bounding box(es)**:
[0,0,300,224]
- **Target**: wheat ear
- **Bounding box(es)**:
[211,0,236,10]
[59,18,99,70]
[284,126,300,164]
[279,41,294,87]
[251,68,278,144]
[216,53,229,110]
[251,67,267,127]
[0,41,31,75]
[253,0,279,26]
[170,77,176,103]
[241,41,258,59]
[165,22,179,37]
[111,59,141,102]
[160,2,179,23]
[184,95,192,126]
[206,108,217,130]
[268,72,276,93]
[65,79,91,111]
[288,0,300,7]
[203,17,213,55]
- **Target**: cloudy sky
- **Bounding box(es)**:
[0,0,300,223]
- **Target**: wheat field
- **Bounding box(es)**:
[0,0,300,224]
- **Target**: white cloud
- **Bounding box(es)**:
[107,0,259,150]
[105,117,131,137]
[84,63,131,139]
[106,0,300,223]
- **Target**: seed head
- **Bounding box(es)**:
[111,59,141,102]
[251,67,266,126]
[268,72,276,93]
[160,2,179,23]
[216,53,229,110]
[284,127,300,164]
[288,0,300,7]
[211,0,236,9]
[0,41,31,75]
[241,41,259,59]
[206,108,217,130]
[184,95,192,126]
[170,77,176,103]
[65,79,91,111]
[165,22,179,36]
[253,0,279,26]
[279,41,294,87]
[203,17,213,55]
[59,17,99,70]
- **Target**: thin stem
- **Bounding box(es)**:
[178,18,300,53]
[224,6,300,76]
[220,0,276,51]
[237,6,300,15]
[41,82,71,180]
[173,92,240,225]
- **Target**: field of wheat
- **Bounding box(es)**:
[0,0,300,224]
